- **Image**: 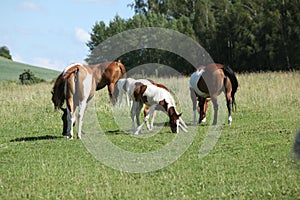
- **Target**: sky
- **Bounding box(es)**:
[0,0,134,71]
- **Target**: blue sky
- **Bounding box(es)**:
[0,0,134,71]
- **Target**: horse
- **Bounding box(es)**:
[51,61,126,139]
[112,78,130,107]
[130,82,188,134]
[121,78,172,130]
[189,63,238,125]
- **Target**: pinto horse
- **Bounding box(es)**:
[131,82,188,134]
[190,63,238,125]
[121,78,171,130]
[51,61,126,139]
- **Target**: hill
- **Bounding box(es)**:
[0,57,60,81]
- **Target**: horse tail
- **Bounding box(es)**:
[116,60,126,78]
[51,64,81,110]
[222,65,239,111]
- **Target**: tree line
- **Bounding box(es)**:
[86,0,300,73]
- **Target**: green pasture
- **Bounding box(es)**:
[0,57,59,81]
[0,72,300,199]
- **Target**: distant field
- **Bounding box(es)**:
[0,72,300,199]
[0,57,59,81]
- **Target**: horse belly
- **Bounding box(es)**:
[190,71,209,98]
[143,87,164,105]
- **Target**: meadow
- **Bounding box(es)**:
[0,57,59,81]
[0,72,300,199]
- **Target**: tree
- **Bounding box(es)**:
[87,0,300,72]
[19,69,45,85]
[0,46,12,60]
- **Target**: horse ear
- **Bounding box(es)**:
[178,112,182,117]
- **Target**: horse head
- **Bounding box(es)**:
[168,107,188,133]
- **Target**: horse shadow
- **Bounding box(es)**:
[10,135,63,142]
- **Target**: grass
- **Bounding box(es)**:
[0,57,59,81]
[0,72,300,199]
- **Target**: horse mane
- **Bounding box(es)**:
[51,65,81,110]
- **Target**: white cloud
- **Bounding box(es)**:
[75,27,90,43]
[18,1,45,12]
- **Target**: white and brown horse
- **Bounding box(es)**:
[51,61,126,139]
[121,78,171,130]
[112,78,131,107]
[130,82,188,134]
[190,63,238,125]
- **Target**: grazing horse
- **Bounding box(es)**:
[189,63,238,125]
[51,61,126,139]
[113,78,131,107]
[131,82,188,134]
[122,78,170,130]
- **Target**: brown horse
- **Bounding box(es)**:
[51,61,126,139]
[190,63,238,125]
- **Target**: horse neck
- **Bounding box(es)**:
[168,106,178,119]
[159,95,176,114]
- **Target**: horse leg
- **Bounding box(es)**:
[226,93,232,125]
[144,106,150,130]
[150,110,156,130]
[198,96,206,124]
[108,83,116,105]
[131,101,143,134]
[66,99,76,140]
[136,104,156,134]
[130,102,138,132]
[211,96,218,125]
[126,92,130,107]
[77,100,88,139]
[190,88,197,125]
[134,102,144,134]
[118,87,123,107]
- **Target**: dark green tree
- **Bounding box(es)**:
[0,46,12,60]
[87,0,300,72]
[19,69,45,85]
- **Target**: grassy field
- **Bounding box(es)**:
[0,72,300,199]
[0,57,59,81]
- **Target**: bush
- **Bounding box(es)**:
[19,69,45,85]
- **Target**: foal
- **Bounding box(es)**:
[131,82,188,134]
[51,61,126,139]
